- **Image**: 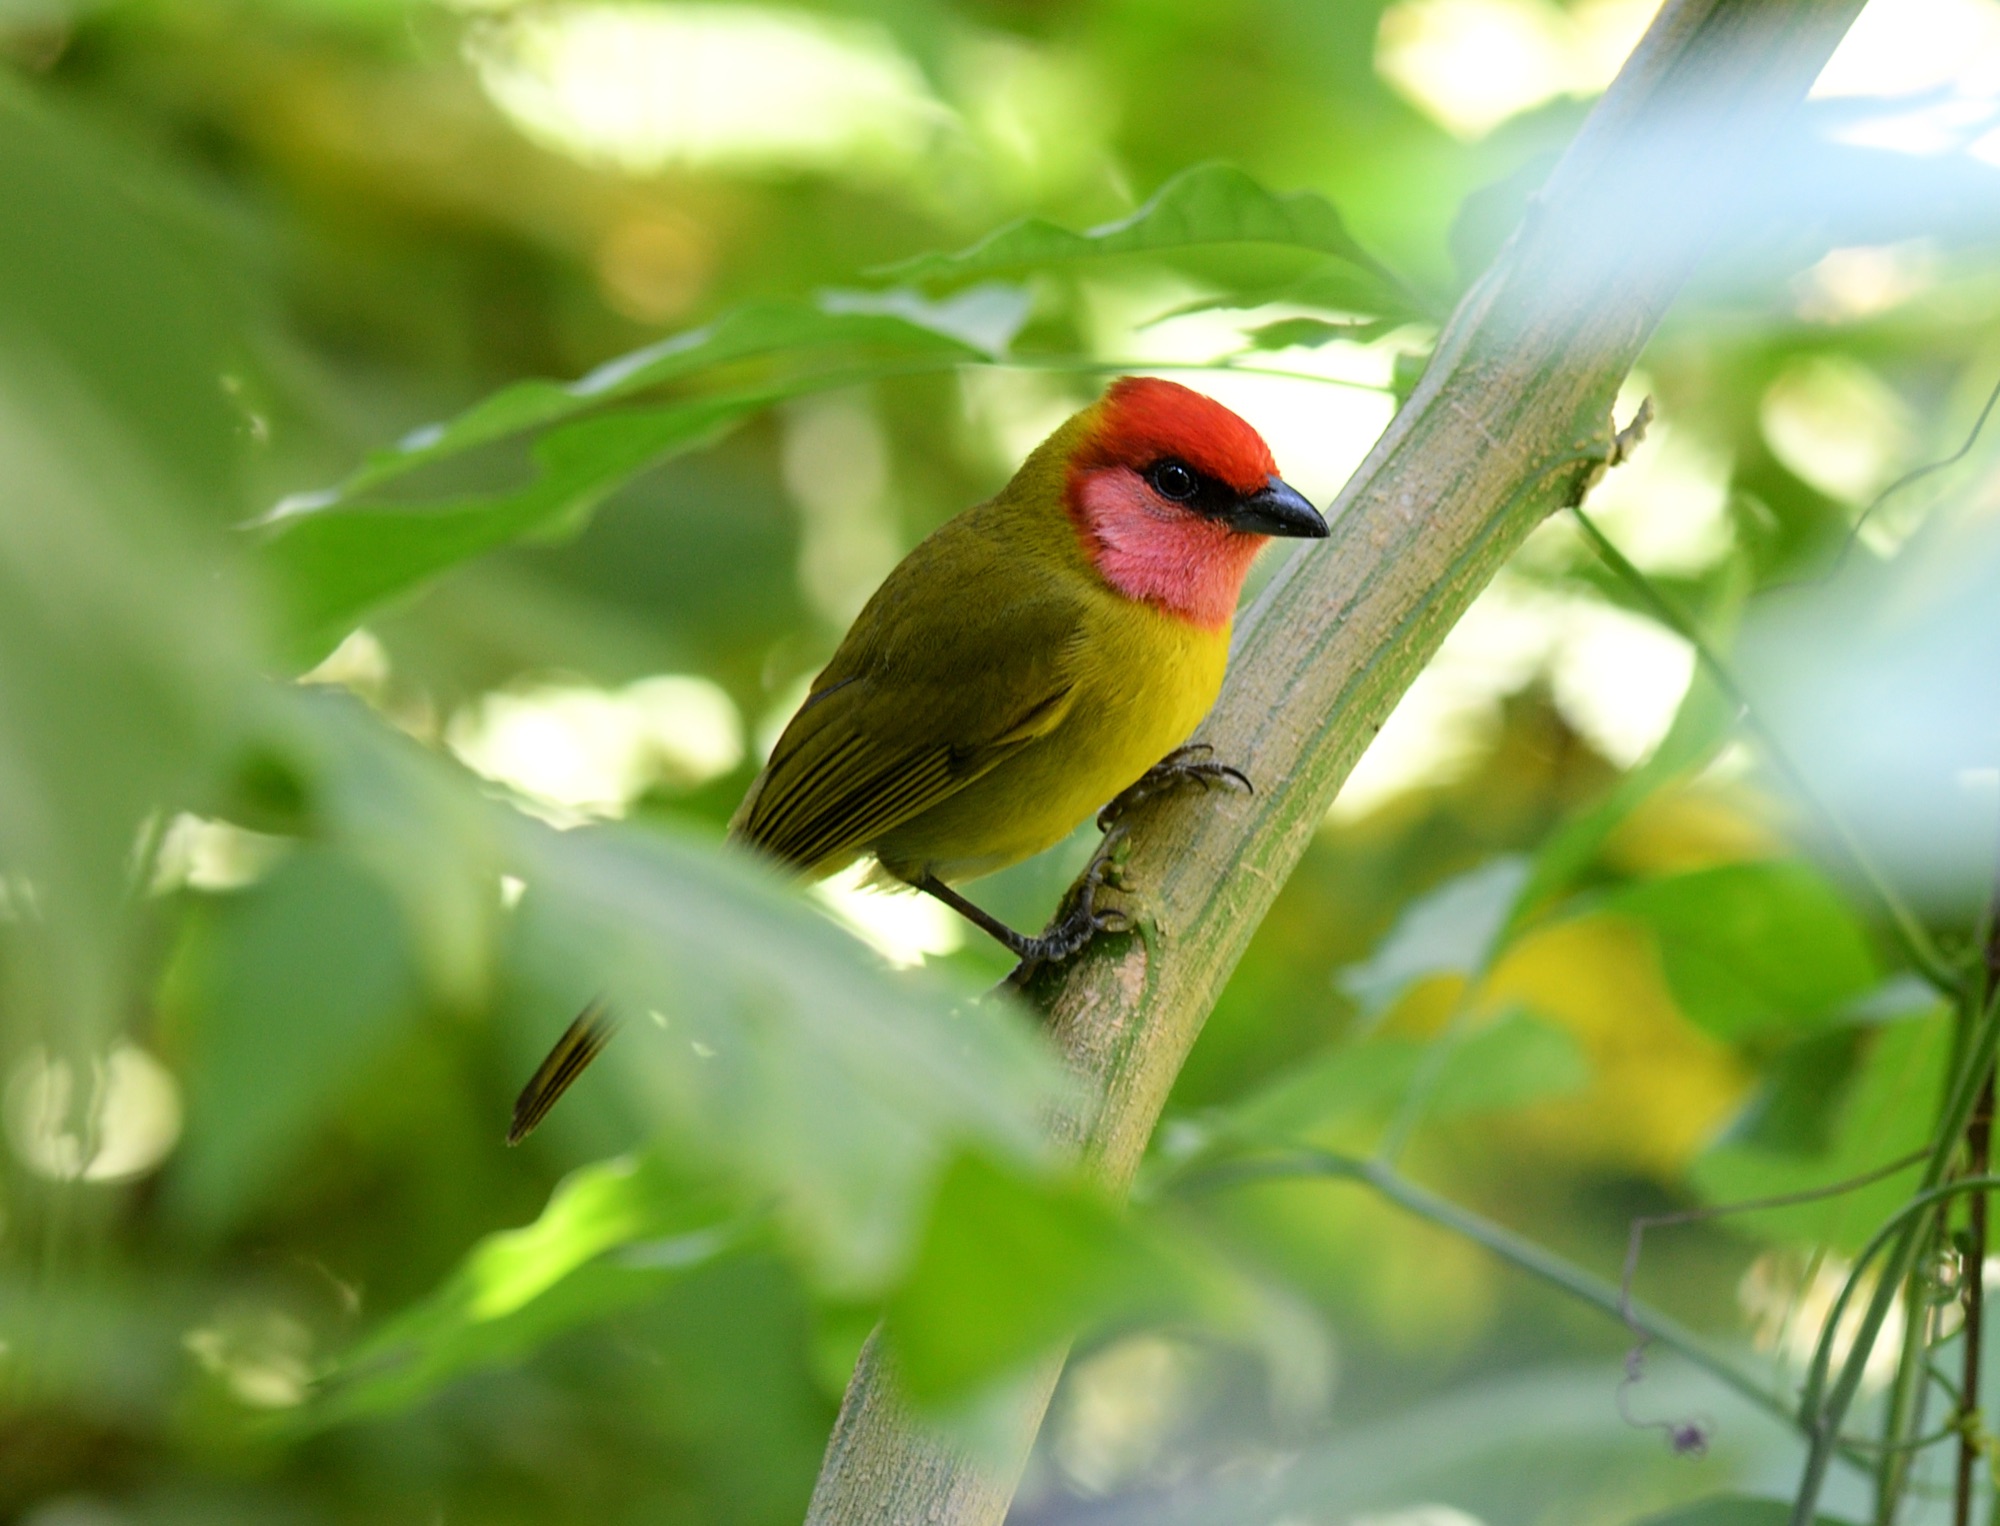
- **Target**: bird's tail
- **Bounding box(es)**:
[509,827,787,1143]
[507,997,619,1144]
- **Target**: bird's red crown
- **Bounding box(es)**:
[1076,376,1277,492]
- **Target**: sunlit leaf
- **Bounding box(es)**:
[263,400,748,659]
[157,678,1085,1405]
[290,292,1022,505]
[885,163,1418,316]
[312,1154,740,1422]
[886,162,1375,277]
[257,291,1026,653]
[260,695,1071,1291]
[1167,260,1432,324]
[1606,861,1877,1041]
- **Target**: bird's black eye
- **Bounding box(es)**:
[1149,460,1198,502]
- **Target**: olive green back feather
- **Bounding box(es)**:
[728,407,1101,877]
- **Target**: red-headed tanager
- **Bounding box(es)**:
[509,377,1325,1141]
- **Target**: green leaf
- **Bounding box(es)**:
[885,163,1413,312]
[168,689,1083,1400]
[1340,857,1531,1018]
[885,1153,1184,1404]
[266,694,1072,1291]
[257,290,1023,653]
[509,814,1072,1289]
[256,170,1409,655]
[0,84,259,1040]
[1167,259,1431,325]
[297,292,1021,505]
[1223,1011,1589,1141]
[1239,316,1400,351]
[1606,861,1877,1041]
[241,695,1071,1293]
[312,1154,738,1423]
[263,400,747,659]
[1693,1007,1947,1253]
[166,846,422,1229]
[1722,1027,1865,1155]
[288,690,508,1009]
[1630,1496,1855,1526]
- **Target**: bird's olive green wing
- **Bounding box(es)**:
[508,568,1080,1143]
[731,522,1085,875]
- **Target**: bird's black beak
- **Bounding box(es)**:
[1225,476,1328,539]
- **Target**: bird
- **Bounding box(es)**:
[507,376,1327,1143]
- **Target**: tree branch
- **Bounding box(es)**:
[804,2,1871,1521]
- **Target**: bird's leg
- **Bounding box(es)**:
[984,749,1255,988]
[910,748,1251,987]
[1097,743,1252,833]
[909,874,1041,959]
[910,829,1134,976]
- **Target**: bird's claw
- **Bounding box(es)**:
[1003,906,1128,987]
[1004,825,1132,985]
[1004,750,1252,988]
[1097,744,1253,832]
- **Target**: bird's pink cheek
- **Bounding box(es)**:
[1072,468,1266,629]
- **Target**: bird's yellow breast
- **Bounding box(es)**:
[871,587,1230,883]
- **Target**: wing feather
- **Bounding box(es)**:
[730,513,1084,874]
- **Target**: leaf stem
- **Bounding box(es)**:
[1793,826,2000,1523]
[1954,1067,1991,1526]
[1955,870,2000,1524]
[1874,1215,1943,1525]
[1177,1148,1816,1441]
[1765,367,2000,597]
[1789,1080,2000,1523]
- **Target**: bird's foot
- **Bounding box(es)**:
[1097,744,1252,833]
[1004,825,1133,986]
[912,853,1128,983]
[1002,750,1252,988]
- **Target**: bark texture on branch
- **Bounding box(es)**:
[805,2,1870,1520]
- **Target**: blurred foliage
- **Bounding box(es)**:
[4,1,2000,1524]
